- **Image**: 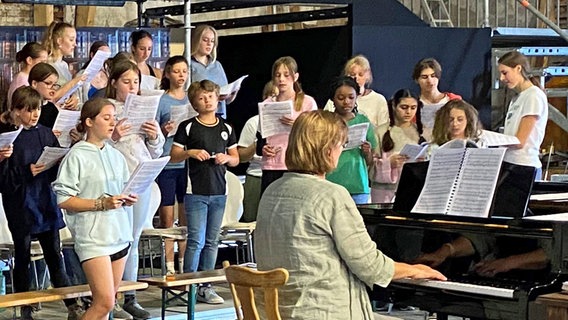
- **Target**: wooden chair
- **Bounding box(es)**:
[222,261,289,320]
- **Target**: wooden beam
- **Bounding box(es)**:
[33,4,54,27]
[76,6,97,27]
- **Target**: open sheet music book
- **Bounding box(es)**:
[411,146,506,217]
[122,156,170,195]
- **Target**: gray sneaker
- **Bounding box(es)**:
[196,286,224,304]
[112,302,133,320]
[123,298,150,319]
[66,303,85,320]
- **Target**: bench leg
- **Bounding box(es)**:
[187,284,196,320]
[161,288,166,320]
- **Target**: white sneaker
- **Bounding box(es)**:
[196,286,224,304]
[112,302,133,320]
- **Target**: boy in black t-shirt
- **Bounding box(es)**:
[170,80,239,304]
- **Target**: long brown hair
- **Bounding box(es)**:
[381,89,424,153]
[77,98,114,133]
[498,51,542,89]
[272,56,305,112]
[105,60,140,99]
[431,99,481,145]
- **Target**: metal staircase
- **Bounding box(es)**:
[420,0,453,27]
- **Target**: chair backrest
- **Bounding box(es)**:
[222,171,244,227]
[222,261,289,320]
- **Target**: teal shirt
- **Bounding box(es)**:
[326,114,377,194]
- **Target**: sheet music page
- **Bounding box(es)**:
[122,156,170,195]
[447,148,505,217]
[412,148,465,214]
[344,123,370,150]
[220,75,248,96]
[530,192,568,201]
[56,50,112,104]
[524,212,568,221]
[0,125,22,148]
[122,94,161,135]
[479,130,520,147]
[36,146,70,170]
[258,101,293,138]
[399,143,429,160]
[52,109,80,147]
[168,104,198,137]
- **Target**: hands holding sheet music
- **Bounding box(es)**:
[390,153,410,169]
[262,145,282,159]
[102,193,138,209]
[0,145,13,161]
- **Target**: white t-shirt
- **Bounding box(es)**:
[238,115,262,173]
[421,96,450,141]
[503,85,548,168]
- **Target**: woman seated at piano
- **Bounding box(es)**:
[430,99,482,147]
[414,235,550,277]
[255,110,446,320]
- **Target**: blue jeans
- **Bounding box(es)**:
[183,194,227,272]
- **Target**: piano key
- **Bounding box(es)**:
[391,278,515,299]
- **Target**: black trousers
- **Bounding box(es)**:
[12,229,75,307]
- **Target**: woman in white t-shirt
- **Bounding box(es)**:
[497,51,548,179]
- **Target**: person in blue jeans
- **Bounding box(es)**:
[170,79,239,304]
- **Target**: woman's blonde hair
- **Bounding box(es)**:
[191,25,218,62]
[42,21,74,60]
[431,99,481,145]
[272,56,305,112]
[343,54,373,86]
[286,110,347,175]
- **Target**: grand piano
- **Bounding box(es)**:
[359,161,568,320]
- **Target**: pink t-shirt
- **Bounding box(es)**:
[262,94,318,171]
[7,72,29,108]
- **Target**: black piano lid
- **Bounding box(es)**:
[392,160,536,220]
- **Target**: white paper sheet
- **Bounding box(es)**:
[122,93,161,136]
[479,130,520,147]
[220,75,248,96]
[344,123,370,150]
[122,156,170,195]
[258,101,293,138]
[52,109,80,147]
[36,146,70,170]
[0,125,22,148]
[399,143,429,160]
[56,50,112,104]
[168,104,198,137]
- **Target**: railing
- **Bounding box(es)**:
[398,0,566,28]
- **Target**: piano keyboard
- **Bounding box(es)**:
[392,278,515,299]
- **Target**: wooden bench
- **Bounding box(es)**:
[0,280,148,308]
[140,269,227,320]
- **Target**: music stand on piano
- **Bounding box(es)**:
[393,161,536,219]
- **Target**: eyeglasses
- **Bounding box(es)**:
[42,81,61,90]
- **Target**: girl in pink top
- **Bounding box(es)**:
[7,42,47,109]
[260,56,317,193]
